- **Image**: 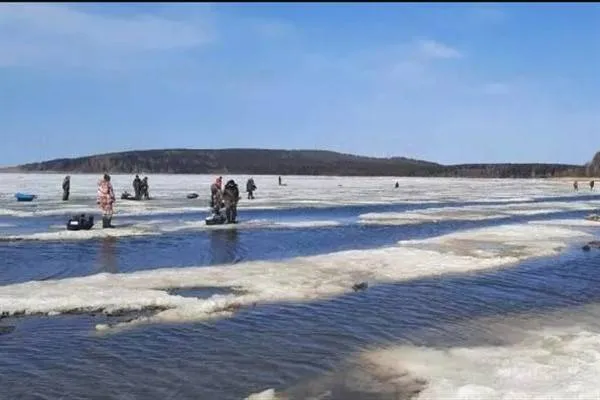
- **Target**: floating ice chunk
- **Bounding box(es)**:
[359,199,600,226]
[359,210,507,225]
[0,218,344,242]
[528,219,600,227]
[245,389,278,400]
[359,326,600,400]
[0,226,161,241]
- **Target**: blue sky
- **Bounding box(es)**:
[1,3,599,166]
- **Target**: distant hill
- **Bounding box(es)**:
[2,148,589,178]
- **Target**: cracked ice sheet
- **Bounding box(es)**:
[398,223,592,259]
[0,223,590,333]
[359,200,600,225]
[0,173,583,218]
[0,219,343,242]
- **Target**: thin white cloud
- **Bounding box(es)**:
[416,39,462,59]
[0,3,215,68]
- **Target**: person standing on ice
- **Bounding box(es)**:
[210,176,223,214]
[97,174,116,228]
[140,177,150,200]
[223,179,240,223]
[246,178,256,199]
[132,175,142,200]
[62,175,70,201]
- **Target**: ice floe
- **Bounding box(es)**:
[248,303,600,400]
[360,306,600,400]
[359,200,600,226]
[0,218,343,242]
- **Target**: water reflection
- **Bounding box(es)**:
[208,228,244,265]
[97,237,119,274]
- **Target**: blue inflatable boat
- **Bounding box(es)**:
[15,193,37,202]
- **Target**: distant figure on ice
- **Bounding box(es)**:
[591,180,595,191]
[97,174,116,228]
[132,175,142,200]
[223,179,240,223]
[278,176,282,186]
[395,181,399,189]
[62,175,70,201]
[140,177,150,200]
[246,178,257,199]
[574,181,579,191]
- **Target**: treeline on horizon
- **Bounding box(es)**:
[6,149,596,179]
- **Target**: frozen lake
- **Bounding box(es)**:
[1,173,600,399]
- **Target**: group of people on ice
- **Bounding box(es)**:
[62,174,150,202]
[208,177,259,224]
[93,174,259,229]
[131,175,150,200]
[96,174,146,229]
[573,180,595,191]
[210,177,240,224]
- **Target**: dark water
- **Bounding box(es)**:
[0,205,595,286]
[1,198,600,399]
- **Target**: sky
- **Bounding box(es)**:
[1,3,599,166]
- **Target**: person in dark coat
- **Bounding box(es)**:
[140,177,149,200]
[246,178,257,199]
[133,175,142,200]
[222,180,240,223]
[62,175,70,201]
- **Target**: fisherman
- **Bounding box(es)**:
[246,177,257,199]
[278,176,282,186]
[141,177,149,200]
[97,174,116,228]
[574,181,579,191]
[591,180,595,191]
[223,179,240,223]
[395,181,399,189]
[62,175,70,201]
[133,175,142,200]
[210,176,223,214]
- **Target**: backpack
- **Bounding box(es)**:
[66,214,95,231]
